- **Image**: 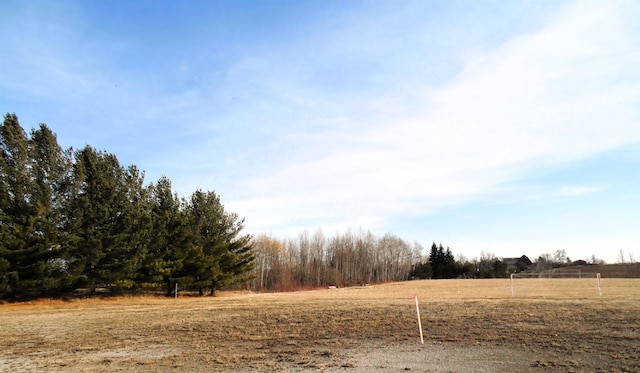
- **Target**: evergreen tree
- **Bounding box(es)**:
[180,190,254,295]
[428,242,440,278]
[441,246,457,278]
[0,115,71,296]
[411,261,432,279]
[0,113,30,294]
[65,146,128,292]
[27,124,73,293]
[491,259,507,278]
[428,243,459,279]
[100,165,151,292]
[143,176,189,294]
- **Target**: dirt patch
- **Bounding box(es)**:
[316,342,544,373]
[1,279,638,372]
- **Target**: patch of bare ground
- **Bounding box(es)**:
[1,279,638,372]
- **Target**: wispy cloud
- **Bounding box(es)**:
[224,0,640,236]
[554,186,604,197]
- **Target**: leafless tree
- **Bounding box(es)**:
[250,228,423,291]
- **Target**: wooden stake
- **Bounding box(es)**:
[413,294,424,344]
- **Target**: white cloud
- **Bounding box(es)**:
[227,0,640,237]
[554,186,604,197]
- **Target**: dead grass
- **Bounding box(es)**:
[1,279,639,372]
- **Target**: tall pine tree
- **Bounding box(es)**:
[65,146,124,292]
[143,176,189,294]
[0,113,30,294]
[180,190,254,295]
[27,124,73,293]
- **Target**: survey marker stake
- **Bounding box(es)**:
[412,294,424,344]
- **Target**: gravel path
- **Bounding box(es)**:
[282,341,546,372]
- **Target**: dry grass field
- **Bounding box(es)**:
[1,278,639,372]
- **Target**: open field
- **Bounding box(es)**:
[1,279,639,372]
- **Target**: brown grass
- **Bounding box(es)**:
[1,279,639,372]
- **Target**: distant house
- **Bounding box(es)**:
[503,255,533,272]
[573,259,587,266]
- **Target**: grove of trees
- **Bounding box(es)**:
[0,113,254,299]
[411,245,507,280]
[248,232,525,292]
[250,229,423,291]
[249,229,591,292]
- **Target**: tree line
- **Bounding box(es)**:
[249,229,423,291]
[0,113,254,299]
[247,228,614,291]
[248,231,519,292]
[412,245,509,279]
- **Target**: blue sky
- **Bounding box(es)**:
[2,0,639,263]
